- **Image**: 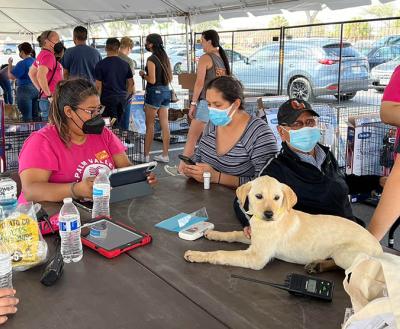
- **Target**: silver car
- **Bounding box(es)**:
[233,39,369,101]
[371,56,400,92]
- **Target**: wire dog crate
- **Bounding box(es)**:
[111,128,146,164]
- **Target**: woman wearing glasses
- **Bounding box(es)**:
[18,78,156,203]
[234,98,386,239]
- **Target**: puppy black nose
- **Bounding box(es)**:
[264,211,273,219]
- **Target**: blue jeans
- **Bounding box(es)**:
[195,99,209,123]
[0,79,13,104]
[144,85,170,110]
[38,99,50,122]
[16,84,39,121]
[121,95,132,130]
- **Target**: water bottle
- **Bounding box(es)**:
[59,198,83,263]
[0,253,12,289]
[92,169,111,219]
[0,178,17,218]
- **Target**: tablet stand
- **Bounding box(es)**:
[110,181,153,203]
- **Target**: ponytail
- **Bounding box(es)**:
[218,46,231,76]
[146,33,173,84]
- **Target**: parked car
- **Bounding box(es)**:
[367,45,400,69]
[353,40,375,56]
[233,39,369,101]
[372,35,400,48]
[171,49,245,74]
[2,43,18,55]
[371,56,400,92]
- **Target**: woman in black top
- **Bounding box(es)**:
[139,34,172,163]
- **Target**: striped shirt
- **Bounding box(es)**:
[194,116,278,184]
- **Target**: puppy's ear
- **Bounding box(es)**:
[282,183,297,211]
[236,181,252,207]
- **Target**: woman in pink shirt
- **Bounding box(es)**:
[368,65,400,240]
[19,78,156,202]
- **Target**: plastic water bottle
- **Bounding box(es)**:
[59,198,83,263]
[0,178,17,218]
[92,169,111,219]
[0,253,12,289]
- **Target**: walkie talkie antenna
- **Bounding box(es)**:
[231,274,289,291]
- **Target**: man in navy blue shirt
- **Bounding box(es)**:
[61,26,102,82]
[95,38,134,127]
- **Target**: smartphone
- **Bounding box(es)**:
[178,154,196,165]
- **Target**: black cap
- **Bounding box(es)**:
[277,98,319,125]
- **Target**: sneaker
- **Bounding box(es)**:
[164,165,184,176]
[154,154,169,163]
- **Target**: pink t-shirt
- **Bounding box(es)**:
[382,65,400,150]
[18,125,126,202]
[33,50,63,97]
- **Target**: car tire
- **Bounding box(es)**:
[288,77,314,102]
[375,88,385,93]
[5,49,11,55]
[174,62,183,75]
[334,92,357,101]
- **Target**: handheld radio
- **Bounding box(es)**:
[231,273,334,301]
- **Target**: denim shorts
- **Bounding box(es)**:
[195,99,209,123]
[145,85,170,110]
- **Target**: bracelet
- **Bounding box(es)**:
[70,182,79,199]
[190,101,197,106]
[218,172,221,184]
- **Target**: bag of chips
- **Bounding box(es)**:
[0,202,48,271]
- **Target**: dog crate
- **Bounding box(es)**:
[154,108,190,144]
[111,128,146,164]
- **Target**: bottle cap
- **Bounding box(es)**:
[63,197,72,203]
[203,172,211,178]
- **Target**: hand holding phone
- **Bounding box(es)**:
[179,154,196,166]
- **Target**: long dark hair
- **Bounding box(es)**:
[49,78,99,144]
[206,76,244,110]
[202,30,231,76]
[146,33,172,84]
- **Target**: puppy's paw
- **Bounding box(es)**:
[184,250,208,263]
[304,261,322,274]
[204,230,223,241]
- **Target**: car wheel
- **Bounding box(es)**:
[288,77,314,102]
[334,92,357,101]
[375,88,385,93]
[5,49,11,55]
[174,62,183,75]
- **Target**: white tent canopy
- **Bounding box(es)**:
[0,0,376,34]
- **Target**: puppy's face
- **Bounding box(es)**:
[236,176,297,222]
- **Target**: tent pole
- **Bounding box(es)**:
[185,14,191,73]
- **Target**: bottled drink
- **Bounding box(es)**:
[59,198,83,263]
[0,178,17,218]
[92,169,111,219]
[0,253,12,289]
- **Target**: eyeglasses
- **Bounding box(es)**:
[76,105,105,117]
[281,117,318,130]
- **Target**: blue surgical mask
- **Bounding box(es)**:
[208,104,237,126]
[286,126,321,152]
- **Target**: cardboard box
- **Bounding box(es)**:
[345,115,382,176]
[4,104,20,121]
[178,73,196,91]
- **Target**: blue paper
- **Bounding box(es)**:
[155,213,208,232]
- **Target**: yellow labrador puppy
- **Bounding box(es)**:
[184,176,383,272]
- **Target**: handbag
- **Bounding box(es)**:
[342,252,400,328]
[152,55,179,103]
